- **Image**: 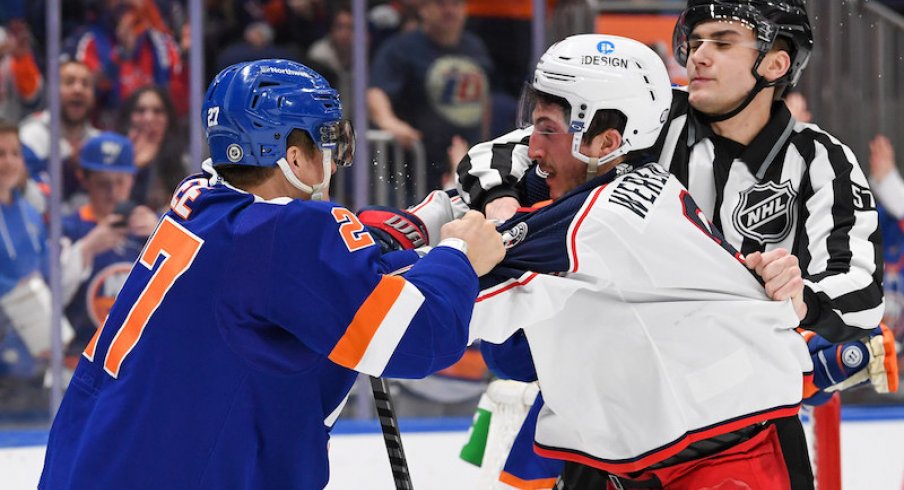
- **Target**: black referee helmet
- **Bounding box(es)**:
[673,0,813,87]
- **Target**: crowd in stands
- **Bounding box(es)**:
[0,0,901,420]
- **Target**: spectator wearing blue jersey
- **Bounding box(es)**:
[40,59,505,489]
[0,121,74,385]
[62,131,158,358]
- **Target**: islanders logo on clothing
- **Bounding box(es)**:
[732,180,797,244]
[85,262,134,327]
[426,55,489,127]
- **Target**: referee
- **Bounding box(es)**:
[455,1,884,488]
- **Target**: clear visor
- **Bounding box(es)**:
[317,119,356,167]
[515,83,580,135]
[673,4,775,65]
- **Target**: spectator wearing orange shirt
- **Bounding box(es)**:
[0,20,43,123]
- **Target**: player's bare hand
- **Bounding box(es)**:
[745,249,807,321]
[440,210,505,276]
[128,205,159,237]
[484,196,519,223]
[869,134,896,183]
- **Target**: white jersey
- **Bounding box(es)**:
[470,162,811,473]
[457,92,884,343]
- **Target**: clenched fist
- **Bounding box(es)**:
[439,210,505,276]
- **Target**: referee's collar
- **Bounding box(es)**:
[688,102,797,180]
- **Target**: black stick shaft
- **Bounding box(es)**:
[370,376,414,490]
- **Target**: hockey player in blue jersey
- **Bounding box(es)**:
[39,59,505,489]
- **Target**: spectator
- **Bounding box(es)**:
[270,0,329,54]
[785,89,812,124]
[465,0,543,99]
[869,134,904,219]
[0,20,43,123]
[201,0,245,83]
[0,121,73,389]
[116,85,188,211]
[65,0,188,122]
[368,0,422,54]
[368,0,493,195]
[214,21,300,75]
[19,59,100,210]
[62,131,157,356]
[307,4,354,118]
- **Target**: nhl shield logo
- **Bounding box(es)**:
[732,180,797,244]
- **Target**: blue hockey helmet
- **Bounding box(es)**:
[203,59,355,198]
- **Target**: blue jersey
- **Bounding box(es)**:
[0,191,46,297]
[41,172,479,489]
[62,205,146,353]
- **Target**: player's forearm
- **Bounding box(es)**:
[801,275,884,342]
[456,128,533,209]
[377,246,480,379]
[799,159,884,341]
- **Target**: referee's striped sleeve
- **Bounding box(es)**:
[798,127,885,342]
[456,128,533,210]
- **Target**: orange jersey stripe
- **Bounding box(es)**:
[82,319,105,361]
[499,471,558,489]
[329,275,407,369]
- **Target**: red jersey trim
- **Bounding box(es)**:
[477,272,539,302]
[533,403,801,474]
[568,186,608,273]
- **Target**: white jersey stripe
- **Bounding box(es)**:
[354,280,425,376]
[839,304,885,329]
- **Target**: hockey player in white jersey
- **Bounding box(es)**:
[469,34,812,489]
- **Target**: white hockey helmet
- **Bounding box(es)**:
[518,34,672,172]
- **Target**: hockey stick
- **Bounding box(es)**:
[370,375,414,489]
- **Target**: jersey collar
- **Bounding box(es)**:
[688,101,796,180]
[78,204,97,223]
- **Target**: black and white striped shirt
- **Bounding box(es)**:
[456,88,884,342]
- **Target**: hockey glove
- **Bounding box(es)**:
[358,206,429,253]
[407,190,468,246]
[801,325,899,405]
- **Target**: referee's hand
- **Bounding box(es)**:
[745,248,807,321]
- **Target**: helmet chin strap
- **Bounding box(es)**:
[697,51,781,123]
[698,76,771,123]
[572,132,629,179]
[275,149,333,201]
